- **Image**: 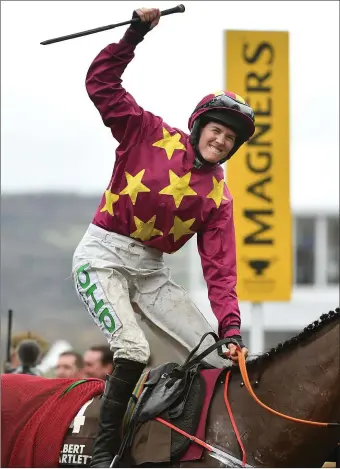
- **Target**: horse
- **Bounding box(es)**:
[2,308,339,468]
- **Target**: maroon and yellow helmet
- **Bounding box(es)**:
[188,91,255,162]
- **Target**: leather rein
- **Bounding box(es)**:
[236,347,339,428]
[169,332,339,428]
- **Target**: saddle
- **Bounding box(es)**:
[114,332,236,467]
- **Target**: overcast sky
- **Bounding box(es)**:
[1,1,339,211]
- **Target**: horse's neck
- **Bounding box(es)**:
[225,319,339,467]
[255,319,339,421]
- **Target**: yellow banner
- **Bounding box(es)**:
[225,30,292,301]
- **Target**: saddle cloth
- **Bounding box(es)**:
[1,374,104,468]
[128,367,225,465]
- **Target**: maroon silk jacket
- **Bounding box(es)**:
[86,28,241,338]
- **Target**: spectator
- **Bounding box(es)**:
[55,351,84,379]
[83,345,113,380]
[9,340,42,376]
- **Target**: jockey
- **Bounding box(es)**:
[72,6,255,467]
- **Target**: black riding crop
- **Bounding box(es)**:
[40,4,185,45]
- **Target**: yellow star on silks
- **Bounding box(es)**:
[152,127,186,160]
[206,177,228,208]
[169,216,196,242]
[159,170,197,208]
[130,215,163,242]
[119,169,150,205]
[100,189,119,216]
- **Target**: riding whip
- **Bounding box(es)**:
[40,4,185,45]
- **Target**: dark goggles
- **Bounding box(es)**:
[197,95,255,121]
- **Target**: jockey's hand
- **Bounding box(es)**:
[227,344,248,364]
[226,335,248,364]
[130,7,161,36]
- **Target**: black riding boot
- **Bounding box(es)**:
[89,358,145,468]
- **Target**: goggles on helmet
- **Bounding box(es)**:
[195,94,255,122]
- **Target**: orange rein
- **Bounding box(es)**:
[236,349,339,428]
[155,349,338,469]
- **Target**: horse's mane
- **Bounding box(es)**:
[247,307,339,367]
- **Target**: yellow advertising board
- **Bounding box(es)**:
[225,30,292,301]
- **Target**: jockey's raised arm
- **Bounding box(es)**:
[71,6,254,467]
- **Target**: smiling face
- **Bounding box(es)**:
[198,121,237,164]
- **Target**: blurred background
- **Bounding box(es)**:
[1,1,339,376]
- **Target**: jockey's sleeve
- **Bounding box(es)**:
[197,198,241,339]
[85,28,162,144]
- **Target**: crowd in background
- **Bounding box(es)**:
[4,339,114,381]
[55,345,114,380]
